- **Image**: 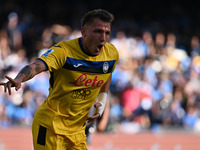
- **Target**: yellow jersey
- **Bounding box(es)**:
[34,38,119,135]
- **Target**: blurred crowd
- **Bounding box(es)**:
[1,8,200,135]
[109,31,200,133]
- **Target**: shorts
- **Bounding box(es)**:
[32,118,88,150]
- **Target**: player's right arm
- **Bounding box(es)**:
[0,59,47,95]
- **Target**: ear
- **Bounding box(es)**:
[81,27,86,38]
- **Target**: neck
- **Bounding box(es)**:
[79,38,95,56]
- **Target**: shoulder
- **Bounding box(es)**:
[54,38,81,54]
[105,42,118,53]
[104,42,119,59]
[58,38,79,48]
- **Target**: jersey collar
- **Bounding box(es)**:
[78,37,96,56]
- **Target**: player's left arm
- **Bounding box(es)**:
[87,74,112,123]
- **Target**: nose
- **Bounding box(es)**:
[100,33,106,42]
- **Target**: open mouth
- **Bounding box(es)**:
[98,45,103,50]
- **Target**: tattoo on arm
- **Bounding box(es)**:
[35,64,41,73]
[15,61,44,82]
[16,65,32,80]
[19,65,32,76]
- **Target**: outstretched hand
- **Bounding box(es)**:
[0,75,21,95]
[87,102,102,123]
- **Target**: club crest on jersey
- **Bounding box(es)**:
[103,62,109,73]
[42,49,54,57]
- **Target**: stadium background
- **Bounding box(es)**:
[0,0,200,149]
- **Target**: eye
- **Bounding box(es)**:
[95,29,102,33]
[106,31,110,36]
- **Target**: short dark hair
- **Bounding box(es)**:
[81,9,114,27]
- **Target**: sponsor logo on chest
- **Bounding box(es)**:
[69,74,104,87]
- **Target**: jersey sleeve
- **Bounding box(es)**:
[38,42,66,72]
[111,44,119,73]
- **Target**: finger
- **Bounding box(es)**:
[87,120,92,123]
[87,114,99,123]
[87,116,94,121]
[5,76,17,85]
[7,82,12,95]
[4,84,7,93]
[87,118,94,123]
[87,117,97,123]
[87,114,99,120]
[94,113,100,118]
[87,116,93,120]
[15,84,21,91]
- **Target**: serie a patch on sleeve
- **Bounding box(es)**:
[42,49,54,57]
